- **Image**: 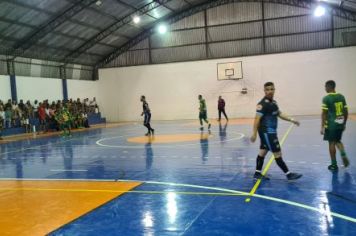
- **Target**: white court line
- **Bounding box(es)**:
[1,177,355,223]
[50,169,88,172]
[96,131,245,149]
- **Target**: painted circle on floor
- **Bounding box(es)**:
[127,133,212,143]
[96,131,245,148]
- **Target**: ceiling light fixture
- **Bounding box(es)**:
[133,16,141,24]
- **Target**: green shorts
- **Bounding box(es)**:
[323,129,343,142]
[199,111,207,120]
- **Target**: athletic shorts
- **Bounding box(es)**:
[144,113,151,125]
[324,129,343,142]
[199,111,207,120]
[258,132,281,152]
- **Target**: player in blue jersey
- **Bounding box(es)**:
[250,82,302,181]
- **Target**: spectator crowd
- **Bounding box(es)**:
[0,97,99,138]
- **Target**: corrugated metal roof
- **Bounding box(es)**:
[0,0,355,70]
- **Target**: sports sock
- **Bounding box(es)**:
[256,155,265,171]
[275,157,289,173]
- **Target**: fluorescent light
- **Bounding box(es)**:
[158,24,167,34]
[314,6,326,17]
[95,0,102,6]
[133,16,140,24]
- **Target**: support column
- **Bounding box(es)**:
[7,60,17,101]
[60,66,68,101]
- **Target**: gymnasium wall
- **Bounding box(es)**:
[1,76,99,104]
[0,75,11,101]
[16,76,63,103]
[67,80,99,101]
[98,46,356,122]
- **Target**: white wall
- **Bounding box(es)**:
[99,47,356,122]
[0,75,11,102]
[67,80,99,101]
[16,76,63,103]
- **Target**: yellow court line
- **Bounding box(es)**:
[0,187,247,196]
[1,179,356,223]
[245,124,295,203]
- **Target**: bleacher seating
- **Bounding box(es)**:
[1,113,106,137]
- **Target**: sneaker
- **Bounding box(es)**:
[286,172,302,180]
[145,132,151,136]
[200,127,204,131]
[208,123,211,130]
[328,164,338,171]
[342,157,350,168]
[253,172,270,180]
[151,129,155,135]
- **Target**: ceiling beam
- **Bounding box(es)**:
[96,0,356,67]
[62,0,174,64]
[12,0,97,51]
[114,0,159,19]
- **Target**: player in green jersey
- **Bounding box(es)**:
[198,95,211,130]
[56,104,72,137]
[321,80,350,171]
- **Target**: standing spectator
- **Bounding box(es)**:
[0,106,4,139]
[26,100,34,119]
[33,100,39,118]
[21,108,30,133]
[0,105,5,130]
[217,96,228,122]
[38,103,47,133]
[11,100,19,127]
[18,99,25,114]
[5,106,12,128]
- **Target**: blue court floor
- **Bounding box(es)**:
[0,116,355,235]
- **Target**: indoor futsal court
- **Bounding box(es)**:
[0,117,355,235]
[1,0,356,235]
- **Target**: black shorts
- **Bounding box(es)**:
[199,111,207,120]
[258,132,281,152]
[144,113,151,125]
[324,129,343,142]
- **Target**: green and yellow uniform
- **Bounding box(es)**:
[322,93,348,141]
[55,107,72,136]
[199,99,207,120]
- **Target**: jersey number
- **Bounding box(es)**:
[334,102,343,116]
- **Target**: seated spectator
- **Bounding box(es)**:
[5,106,12,128]
[0,107,4,139]
[38,103,47,133]
[90,97,97,113]
[0,106,5,129]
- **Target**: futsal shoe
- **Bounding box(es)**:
[286,172,303,180]
[200,127,204,131]
[151,129,155,135]
[253,172,270,180]
[145,132,151,136]
[208,123,211,130]
[328,164,338,171]
[342,157,350,168]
